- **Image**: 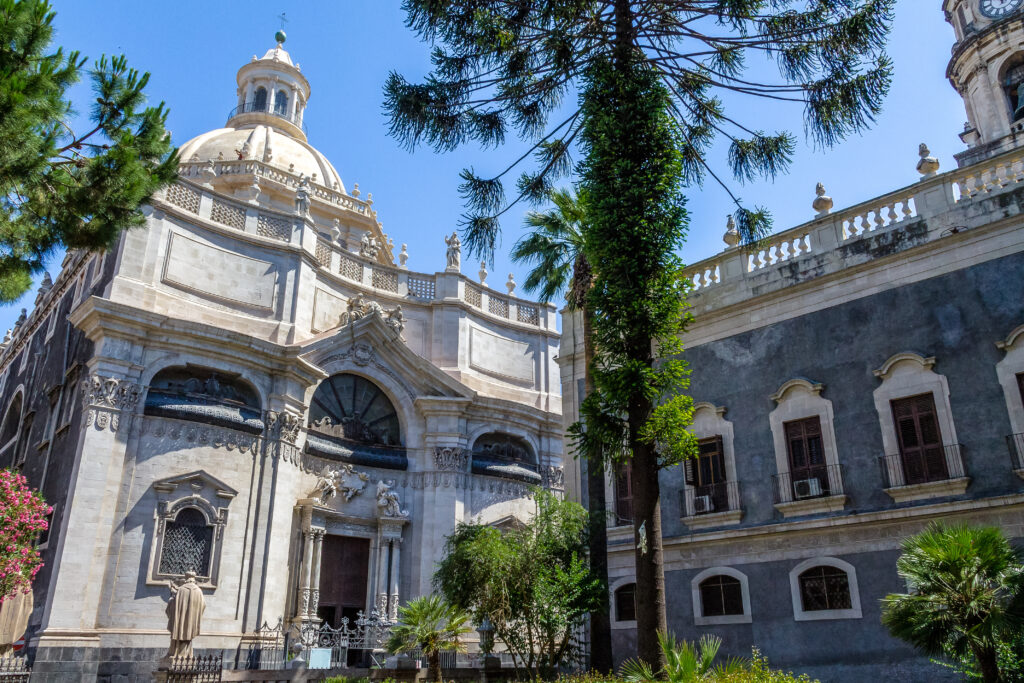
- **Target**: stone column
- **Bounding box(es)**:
[298,530,315,619]
[375,538,391,617]
[388,539,401,622]
[309,530,324,619]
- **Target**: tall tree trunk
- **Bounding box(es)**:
[428,651,442,683]
[583,306,613,673]
[609,0,668,671]
[971,643,1001,683]
[629,400,667,670]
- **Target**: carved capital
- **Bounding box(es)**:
[81,374,140,411]
[433,446,469,472]
[542,466,565,490]
[266,410,302,444]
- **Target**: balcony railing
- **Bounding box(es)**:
[772,464,844,504]
[1008,434,1024,471]
[228,101,308,134]
[681,481,740,517]
[878,444,966,489]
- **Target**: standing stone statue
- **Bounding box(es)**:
[165,571,206,658]
[295,175,311,218]
[444,232,461,272]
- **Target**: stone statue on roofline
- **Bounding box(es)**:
[165,570,205,659]
[445,231,461,272]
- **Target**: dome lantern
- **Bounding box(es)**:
[228,36,311,142]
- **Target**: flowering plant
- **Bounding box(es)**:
[0,470,49,599]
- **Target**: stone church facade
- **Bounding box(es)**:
[560,3,1024,682]
[0,42,563,681]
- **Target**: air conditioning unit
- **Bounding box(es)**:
[693,495,715,514]
[793,478,823,499]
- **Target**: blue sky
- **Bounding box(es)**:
[0,1,966,333]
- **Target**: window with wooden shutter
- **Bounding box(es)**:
[784,417,829,496]
[891,393,947,484]
[614,461,633,525]
[686,436,728,511]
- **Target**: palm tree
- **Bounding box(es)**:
[386,595,471,683]
[620,632,744,683]
[510,188,613,672]
[881,523,1024,683]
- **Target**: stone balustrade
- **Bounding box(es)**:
[156,177,555,331]
[683,145,1024,299]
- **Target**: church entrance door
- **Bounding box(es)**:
[316,535,370,629]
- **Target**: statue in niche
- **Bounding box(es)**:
[376,480,408,518]
[444,231,461,272]
[165,571,205,659]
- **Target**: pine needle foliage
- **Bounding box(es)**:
[385,0,893,260]
[0,0,177,301]
[881,523,1024,683]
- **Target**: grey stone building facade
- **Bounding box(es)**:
[0,40,564,681]
[559,2,1024,681]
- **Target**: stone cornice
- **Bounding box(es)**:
[69,296,326,388]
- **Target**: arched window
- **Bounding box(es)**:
[472,433,536,468]
[274,89,289,116]
[1004,60,1024,122]
[614,583,636,622]
[144,366,263,434]
[308,374,400,446]
[253,87,268,111]
[0,393,22,462]
[158,507,213,578]
[699,575,744,617]
[798,566,851,611]
[789,557,861,621]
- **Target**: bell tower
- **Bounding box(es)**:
[946,0,1024,166]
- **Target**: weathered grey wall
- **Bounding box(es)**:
[605,251,1024,682]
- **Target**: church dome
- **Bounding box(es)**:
[177,35,346,194]
[178,125,345,192]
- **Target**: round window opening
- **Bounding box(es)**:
[308,374,401,446]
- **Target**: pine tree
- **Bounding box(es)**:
[0,0,177,302]
[385,0,893,668]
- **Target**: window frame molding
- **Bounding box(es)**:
[789,556,862,622]
[996,326,1024,477]
[609,576,637,629]
[872,352,967,500]
[147,470,237,589]
[691,566,752,626]
[768,379,846,517]
[682,403,741,529]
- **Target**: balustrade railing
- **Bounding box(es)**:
[228,101,308,134]
[681,481,740,517]
[1009,434,1024,471]
[772,464,844,504]
[878,444,966,489]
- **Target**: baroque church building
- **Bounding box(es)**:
[559,2,1024,681]
[0,39,563,681]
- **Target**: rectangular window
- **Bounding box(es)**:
[784,417,829,497]
[613,461,633,526]
[1017,372,1024,407]
[685,436,728,511]
[891,393,947,484]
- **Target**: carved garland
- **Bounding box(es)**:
[433,446,469,472]
[146,418,260,454]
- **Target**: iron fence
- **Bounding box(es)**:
[167,654,222,683]
[0,656,29,683]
